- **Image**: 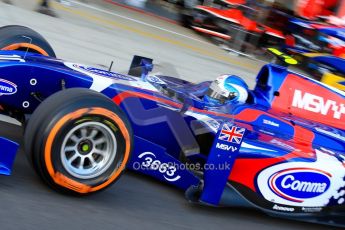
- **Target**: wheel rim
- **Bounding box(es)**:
[60,121,117,180]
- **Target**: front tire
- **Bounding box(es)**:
[0,25,56,57]
[24,88,132,195]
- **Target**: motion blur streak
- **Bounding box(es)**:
[72,0,208,44]
[52,1,258,71]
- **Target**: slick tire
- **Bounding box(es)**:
[0,25,56,57]
[24,88,133,195]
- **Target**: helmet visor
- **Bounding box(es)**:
[206,82,237,104]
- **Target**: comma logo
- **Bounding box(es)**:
[269,168,331,203]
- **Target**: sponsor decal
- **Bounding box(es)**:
[258,129,275,136]
[301,207,322,213]
[215,143,237,152]
[218,124,245,144]
[146,75,166,85]
[292,89,345,120]
[0,79,17,96]
[137,152,181,182]
[257,150,345,207]
[214,124,245,152]
[272,204,295,212]
[263,119,280,127]
[73,64,136,81]
[269,168,331,203]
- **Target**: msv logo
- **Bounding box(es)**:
[292,89,345,119]
[0,79,17,96]
[268,168,331,203]
[215,143,237,152]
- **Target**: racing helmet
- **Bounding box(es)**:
[205,75,248,105]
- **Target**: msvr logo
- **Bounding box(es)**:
[292,89,345,119]
[216,143,237,152]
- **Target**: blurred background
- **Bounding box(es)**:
[111,0,345,57]
[30,0,345,90]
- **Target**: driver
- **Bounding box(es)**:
[204,75,249,106]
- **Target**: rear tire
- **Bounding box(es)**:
[24,88,132,195]
[0,25,56,57]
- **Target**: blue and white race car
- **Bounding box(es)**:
[0,25,344,227]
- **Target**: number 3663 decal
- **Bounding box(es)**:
[137,152,181,182]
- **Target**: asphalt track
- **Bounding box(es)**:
[0,1,338,229]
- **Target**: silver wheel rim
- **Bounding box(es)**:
[60,121,117,180]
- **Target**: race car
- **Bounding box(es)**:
[0,25,344,227]
[268,46,345,91]
[284,17,345,58]
[287,50,345,91]
[181,1,286,51]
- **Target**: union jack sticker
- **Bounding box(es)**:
[218,124,245,144]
